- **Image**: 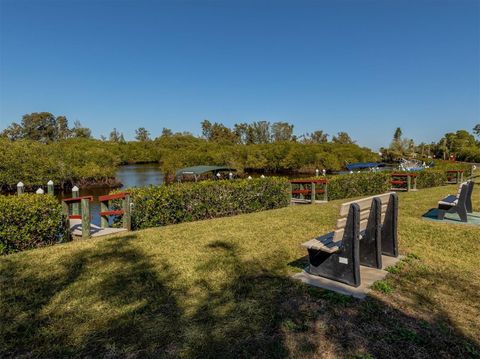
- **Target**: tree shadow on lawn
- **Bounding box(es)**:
[1,237,479,358]
[0,236,184,358]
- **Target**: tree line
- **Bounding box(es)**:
[1,112,355,145]
[380,125,480,163]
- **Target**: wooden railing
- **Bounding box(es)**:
[389,173,418,192]
[290,179,328,204]
[62,196,94,239]
[98,192,131,231]
[446,170,464,184]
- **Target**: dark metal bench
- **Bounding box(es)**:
[437,181,474,222]
[301,192,398,287]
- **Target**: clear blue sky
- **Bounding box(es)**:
[0,0,479,149]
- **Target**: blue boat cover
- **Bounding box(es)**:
[346,162,385,171]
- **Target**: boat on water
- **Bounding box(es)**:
[399,159,432,172]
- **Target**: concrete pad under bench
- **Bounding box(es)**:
[293,255,403,299]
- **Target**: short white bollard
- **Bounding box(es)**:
[36,188,45,194]
[17,182,24,195]
[47,180,54,195]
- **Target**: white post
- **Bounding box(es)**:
[315,169,319,177]
[17,182,24,195]
[36,188,44,194]
[47,180,54,195]
[72,186,80,215]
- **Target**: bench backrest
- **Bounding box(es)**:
[332,192,395,240]
[456,181,467,198]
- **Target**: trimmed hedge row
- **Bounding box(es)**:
[127,177,290,230]
[0,194,69,255]
[299,167,470,200]
[416,170,447,189]
[326,173,391,201]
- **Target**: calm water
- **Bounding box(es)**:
[61,163,164,225]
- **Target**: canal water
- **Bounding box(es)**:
[62,163,164,225]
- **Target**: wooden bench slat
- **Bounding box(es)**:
[302,231,342,253]
[338,193,393,216]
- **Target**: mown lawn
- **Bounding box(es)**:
[1,184,479,358]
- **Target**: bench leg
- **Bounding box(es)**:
[437,208,446,220]
[457,206,468,222]
[307,204,361,287]
[359,197,382,268]
[382,193,399,257]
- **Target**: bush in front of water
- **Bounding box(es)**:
[416,170,447,189]
[323,173,391,201]
[0,194,69,254]
[126,177,290,230]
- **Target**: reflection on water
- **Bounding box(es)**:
[116,163,164,188]
[60,163,164,226]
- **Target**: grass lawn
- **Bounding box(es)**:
[1,183,480,358]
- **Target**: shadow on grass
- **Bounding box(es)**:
[1,237,479,358]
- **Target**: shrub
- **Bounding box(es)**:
[416,170,447,189]
[326,173,390,200]
[126,177,290,230]
[0,194,69,254]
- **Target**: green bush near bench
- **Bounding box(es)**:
[126,177,290,230]
[326,173,391,200]
[0,194,69,255]
[416,170,447,189]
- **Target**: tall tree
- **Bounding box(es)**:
[473,124,480,138]
[20,112,57,142]
[1,122,24,141]
[251,121,271,144]
[201,119,213,140]
[161,128,173,137]
[135,127,151,141]
[234,123,255,144]
[393,127,402,142]
[271,122,294,142]
[332,132,355,144]
[200,120,237,143]
[71,121,92,138]
[302,130,329,144]
[109,128,121,142]
[55,116,70,140]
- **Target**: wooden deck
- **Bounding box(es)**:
[69,219,128,238]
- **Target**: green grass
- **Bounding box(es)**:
[1,183,480,358]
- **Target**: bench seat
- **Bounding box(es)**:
[438,195,458,207]
[301,231,343,253]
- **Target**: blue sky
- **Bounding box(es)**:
[0,0,478,149]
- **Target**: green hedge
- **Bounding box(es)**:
[416,170,447,189]
[0,194,69,255]
[126,178,290,230]
[325,173,390,200]
[296,168,466,201]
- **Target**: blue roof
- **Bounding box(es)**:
[346,162,385,171]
